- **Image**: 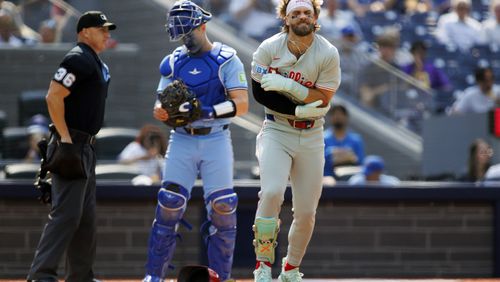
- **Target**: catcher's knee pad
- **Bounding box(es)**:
[204,188,238,281]
[253,217,280,263]
[207,188,238,229]
[156,182,189,226]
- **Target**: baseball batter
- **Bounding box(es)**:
[250,0,341,281]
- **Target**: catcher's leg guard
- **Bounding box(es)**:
[145,182,189,280]
[253,217,280,263]
[204,188,238,281]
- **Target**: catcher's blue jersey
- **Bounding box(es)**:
[157,42,247,195]
[158,42,247,128]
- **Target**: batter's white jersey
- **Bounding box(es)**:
[251,32,341,267]
[251,32,341,120]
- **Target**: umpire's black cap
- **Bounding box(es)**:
[77,11,116,33]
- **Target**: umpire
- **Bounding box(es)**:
[27,11,116,282]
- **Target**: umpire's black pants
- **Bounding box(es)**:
[27,144,97,282]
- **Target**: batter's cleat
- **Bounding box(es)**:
[142,274,163,282]
[253,262,272,282]
[278,258,303,282]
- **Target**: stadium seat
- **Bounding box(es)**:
[18,90,49,126]
[2,127,29,160]
[4,163,40,180]
[94,127,139,160]
[95,164,141,180]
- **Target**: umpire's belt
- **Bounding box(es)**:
[266,114,315,130]
[181,124,229,136]
[68,128,95,144]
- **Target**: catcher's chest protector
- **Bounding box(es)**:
[171,42,234,106]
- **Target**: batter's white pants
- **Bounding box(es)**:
[255,120,325,266]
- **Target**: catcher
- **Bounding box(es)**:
[143,1,248,282]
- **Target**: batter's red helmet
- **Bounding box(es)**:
[177,265,220,282]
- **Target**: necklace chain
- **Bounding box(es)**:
[288,38,311,56]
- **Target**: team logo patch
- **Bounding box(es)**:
[188,68,201,75]
[100,14,108,21]
[253,63,268,75]
[238,73,247,83]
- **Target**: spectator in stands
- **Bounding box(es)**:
[483,158,500,183]
[337,25,368,97]
[431,0,451,15]
[0,10,23,46]
[402,41,452,92]
[458,139,492,182]
[434,0,484,52]
[348,155,400,185]
[346,0,434,16]
[398,0,433,14]
[450,67,500,114]
[482,0,500,46]
[228,0,279,40]
[118,124,166,184]
[324,105,365,180]
[346,0,382,17]
[1,0,39,42]
[359,31,399,108]
[38,19,58,44]
[24,114,49,163]
[318,0,362,43]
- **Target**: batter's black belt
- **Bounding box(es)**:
[181,124,229,136]
[266,114,315,130]
[68,128,96,144]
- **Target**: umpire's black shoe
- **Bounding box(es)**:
[28,279,58,282]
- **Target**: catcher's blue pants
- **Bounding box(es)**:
[162,128,234,197]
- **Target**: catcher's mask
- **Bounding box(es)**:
[177,265,220,282]
[166,0,212,41]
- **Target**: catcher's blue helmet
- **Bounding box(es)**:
[166,0,212,41]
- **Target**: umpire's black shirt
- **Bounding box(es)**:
[52,42,110,135]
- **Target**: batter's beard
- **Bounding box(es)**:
[291,22,315,37]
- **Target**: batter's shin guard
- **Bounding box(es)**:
[253,217,280,263]
[144,182,189,280]
[204,189,238,281]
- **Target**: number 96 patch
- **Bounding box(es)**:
[54,67,76,88]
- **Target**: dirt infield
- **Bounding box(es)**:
[3,279,500,282]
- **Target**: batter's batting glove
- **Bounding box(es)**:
[295,100,331,119]
[261,73,308,102]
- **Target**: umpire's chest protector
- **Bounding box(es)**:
[161,42,235,107]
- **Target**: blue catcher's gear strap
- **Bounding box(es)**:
[166,0,212,41]
[253,217,280,264]
[144,182,190,279]
[203,188,238,281]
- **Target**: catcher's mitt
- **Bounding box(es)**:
[159,80,202,127]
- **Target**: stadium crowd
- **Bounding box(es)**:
[1,0,500,184]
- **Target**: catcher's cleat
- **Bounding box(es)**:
[278,258,303,282]
[253,262,272,282]
[142,274,163,282]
